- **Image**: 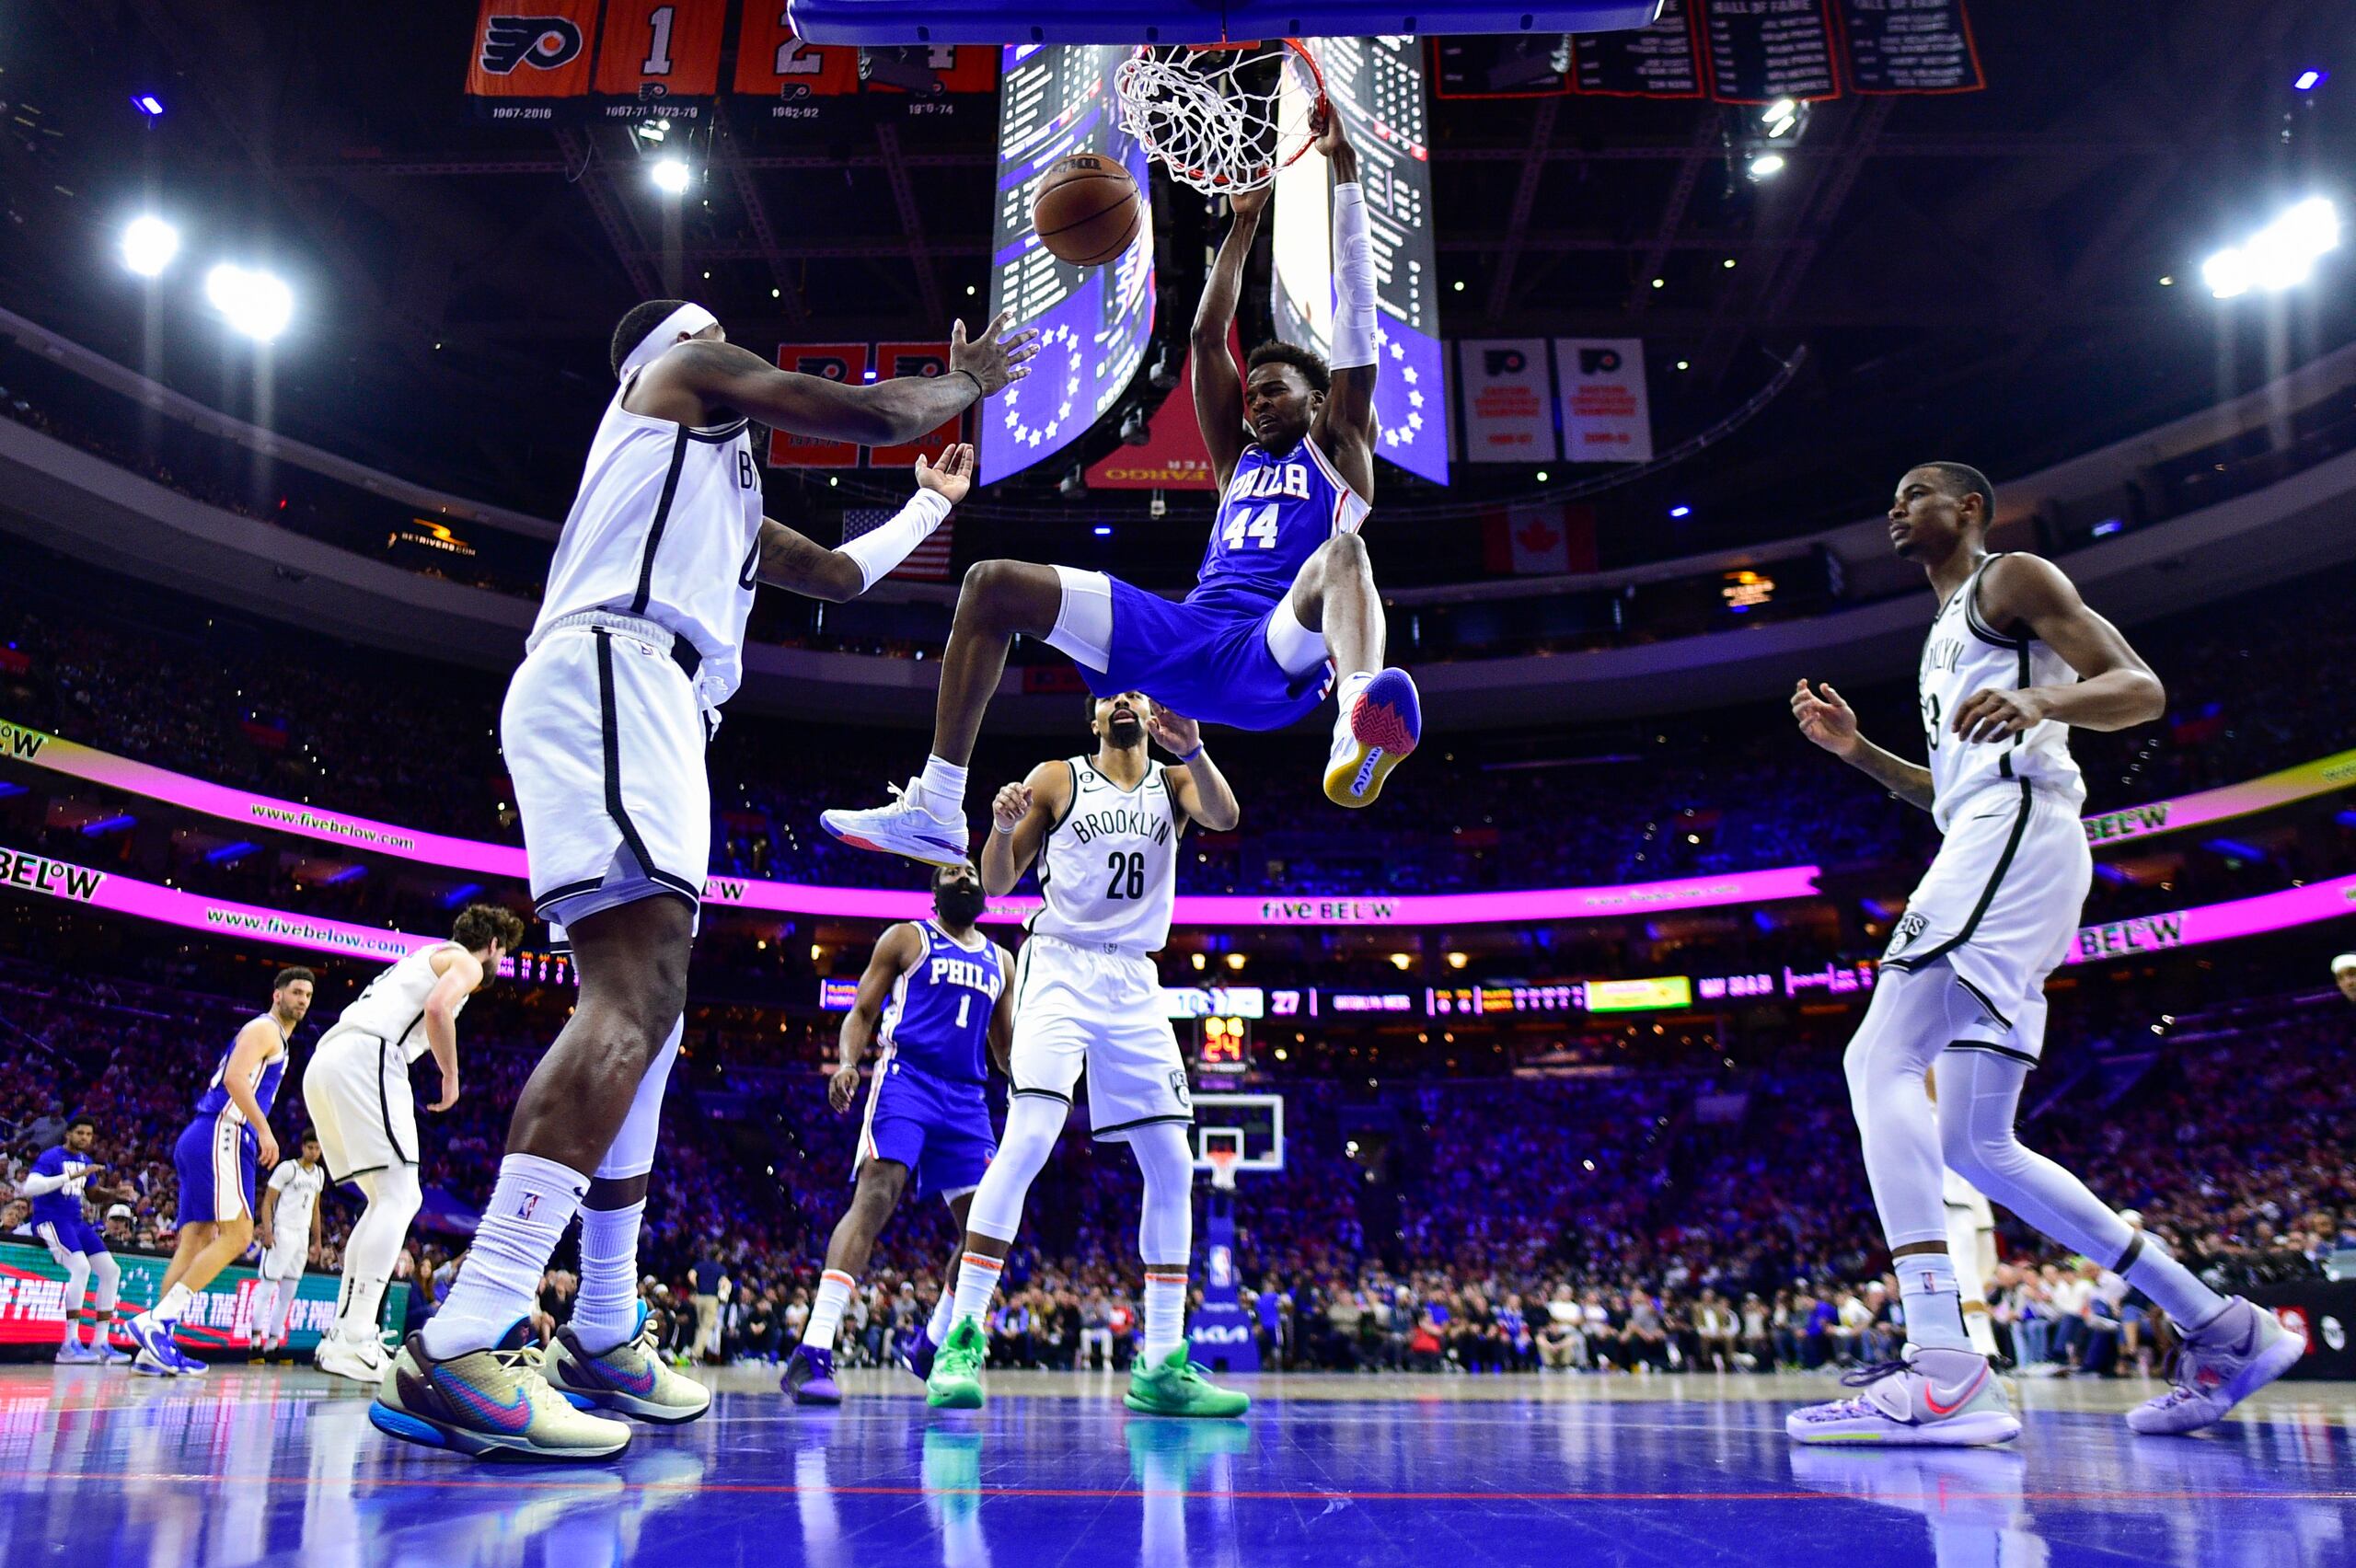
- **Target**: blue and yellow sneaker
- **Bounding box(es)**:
[1323,668,1421,808]
[546,1304,711,1424]
[371,1325,632,1462]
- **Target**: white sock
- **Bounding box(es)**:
[2121,1236,2228,1332]
[150,1282,194,1326]
[336,1276,390,1345]
[928,1288,957,1344]
[1142,1269,1188,1364]
[572,1199,645,1353]
[1895,1253,1971,1353]
[952,1251,1003,1327]
[804,1270,855,1351]
[918,754,968,819]
[421,1154,587,1360]
[1334,671,1373,735]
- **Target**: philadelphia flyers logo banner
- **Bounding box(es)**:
[465,0,599,121]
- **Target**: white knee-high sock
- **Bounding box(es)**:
[337,1166,421,1343]
[89,1251,121,1345]
[928,1287,957,1344]
[422,1154,587,1359]
[57,1253,89,1346]
[804,1270,855,1351]
[1142,1270,1188,1364]
[1893,1252,1971,1353]
[572,1199,646,1352]
[1845,970,1966,1253]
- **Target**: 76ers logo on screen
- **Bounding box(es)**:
[481,16,584,74]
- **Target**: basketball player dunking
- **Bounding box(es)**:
[783,862,1014,1406]
[823,108,1418,870]
[921,690,1248,1418]
[370,301,1034,1462]
[1785,462,2298,1446]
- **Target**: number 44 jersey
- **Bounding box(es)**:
[1029,757,1182,956]
[1191,439,1370,617]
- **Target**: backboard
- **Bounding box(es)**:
[1191,1090,1285,1174]
[787,0,1664,48]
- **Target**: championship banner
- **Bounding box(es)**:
[1553,338,1654,462]
[768,344,869,467]
[1835,0,1981,95]
[868,342,963,469]
[593,0,728,121]
[1457,339,1559,463]
[464,0,600,122]
[1573,0,1704,97]
[731,2,862,124]
[1702,0,1841,105]
[0,1238,401,1359]
[861,45,1000,120]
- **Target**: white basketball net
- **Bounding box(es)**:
[1114,41,1323,195]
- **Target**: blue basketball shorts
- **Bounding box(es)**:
[1059,571,1333,732]
[172,1113,257,1226]
[854,1062,996,1203]
[34,1216,107,1258]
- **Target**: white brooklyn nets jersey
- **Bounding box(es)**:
[1919,553,2086,832]
[535,367,766,704]
[332,942,468,1064]
[1030,758,1182,955]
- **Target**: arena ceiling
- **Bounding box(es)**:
[0,0,2350,569]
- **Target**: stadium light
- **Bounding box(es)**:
[1762,98,1801,138]
[204,263,294,340]
[1747,154,1786,180]
[2201,197,2339,298]
[132,94,165,117]
[2292,69,2327,93]
[1669,504,1692,518]
[120,215,180,277]
[651,157,691,195]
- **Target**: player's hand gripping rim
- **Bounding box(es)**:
[950,310,1041,396]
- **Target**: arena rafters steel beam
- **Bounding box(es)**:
[552,130,663,301]
[1626,117,1720,318]
[1481,98,1558,325]
[716,107,811,329]
[874,123,945,323]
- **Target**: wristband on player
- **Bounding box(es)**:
[1177,742,1206,764]
[992,816,1019,835]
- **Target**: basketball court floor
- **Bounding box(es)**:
[8,1364,2350,1567]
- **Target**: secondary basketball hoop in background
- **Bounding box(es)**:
[1114,40,1325,194]
[1206,1142,1243,1192]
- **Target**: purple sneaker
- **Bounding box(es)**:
[900,1324,939,1384]
[782,1344,842,1406]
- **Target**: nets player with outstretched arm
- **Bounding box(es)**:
[782,862,1015,1406]
[369,300,1034,1463]
[304,903,522,1384]
[920,691,1249,1418]
[1784,462,2298,1447]
[822,108,1417,870]
[122,967,312,1377]
[25,1116,136,1363]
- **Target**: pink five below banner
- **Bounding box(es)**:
[1457,339,1559,464]
[1554,338,1654,463]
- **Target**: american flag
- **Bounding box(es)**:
[841,506,953,582]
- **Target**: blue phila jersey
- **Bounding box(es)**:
[1191,439,1370,615]
[877,923,1004,1087]
[193,1016,290,1126]
[28,1146,98,1226]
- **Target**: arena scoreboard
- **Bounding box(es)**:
[1270,35,1449,484]
[981,43,1156,483]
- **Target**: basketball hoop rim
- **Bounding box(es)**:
[1116,38,1330,191]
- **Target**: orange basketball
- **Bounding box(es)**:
[1032,154,1146,268]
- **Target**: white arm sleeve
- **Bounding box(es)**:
[1330,181,1377,371]
[837,488,953,594]
[20,1170,72,1197]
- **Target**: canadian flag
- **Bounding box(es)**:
[1484,502,1596,576]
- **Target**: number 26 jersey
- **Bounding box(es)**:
[1029,758,1182,956]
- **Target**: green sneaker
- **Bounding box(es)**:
[1123,1343,1251,1418]
[926,1317,987,1411]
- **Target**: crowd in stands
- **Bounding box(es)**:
[6,553,2350,905]
[5,946,2346,1376]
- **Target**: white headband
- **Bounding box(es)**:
[2335,953,2356,974]
[618,302,717,379]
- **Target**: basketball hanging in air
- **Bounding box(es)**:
[1032,153,1146,268]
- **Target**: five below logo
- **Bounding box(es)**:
[481,16,584,75]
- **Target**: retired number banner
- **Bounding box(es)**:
[593,0,729,121]
[464,0,599,121]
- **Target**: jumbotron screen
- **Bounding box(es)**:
[1270,35,1449,485]
[980,43,1156,483]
